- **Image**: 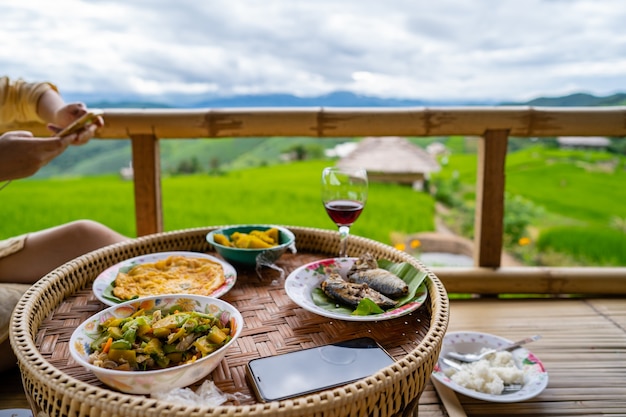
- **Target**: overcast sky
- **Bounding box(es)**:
[2,0,625,103]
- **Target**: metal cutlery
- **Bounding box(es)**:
[445,334,541,363]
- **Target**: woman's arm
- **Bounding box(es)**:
[1,76,102,140]
[36,87,67,125]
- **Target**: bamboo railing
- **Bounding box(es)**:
[10,106,626,295]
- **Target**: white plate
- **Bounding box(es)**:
[431,331,549,402]
[93,251,237,306]
[284,257,428,322]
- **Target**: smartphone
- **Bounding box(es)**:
[246,337,394,402]
[57,110,103,137]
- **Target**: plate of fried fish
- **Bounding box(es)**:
[284,254,428,321]
[93,251,237,306]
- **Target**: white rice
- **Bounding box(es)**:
[444,350,524,395]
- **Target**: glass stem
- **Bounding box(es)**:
[338,226,350,257]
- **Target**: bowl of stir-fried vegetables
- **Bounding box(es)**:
[69,294,243,394]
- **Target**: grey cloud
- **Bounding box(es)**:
[2,0,626,101]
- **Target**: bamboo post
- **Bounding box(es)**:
[130,134,162,236]
[474,129,509,268]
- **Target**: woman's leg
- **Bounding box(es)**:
[0,220,128,284]
[0,221,127,371]
[0,283,30,372]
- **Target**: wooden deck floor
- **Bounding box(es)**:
[2,297,625,416]
[419,297,626,416]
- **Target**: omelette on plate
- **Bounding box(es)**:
[112,255,226,300]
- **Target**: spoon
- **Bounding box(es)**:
[446,334,541,363]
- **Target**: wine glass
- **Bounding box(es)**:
[321,167,368,257]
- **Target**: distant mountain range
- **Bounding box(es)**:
[504,92,626,107]
[38,90,626,178]
[74,90,626,110]
[82,91,492,109]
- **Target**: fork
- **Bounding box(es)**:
[445,335,541,363]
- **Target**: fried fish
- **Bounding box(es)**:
[347,253,408,298]
[320,273,397,310]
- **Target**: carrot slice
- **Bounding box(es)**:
[102,337,113,353]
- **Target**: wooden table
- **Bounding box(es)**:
[9,226,448,417]
[5,298,626,415]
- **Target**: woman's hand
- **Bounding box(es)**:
[0,131,75,181]
[47,102,104,145]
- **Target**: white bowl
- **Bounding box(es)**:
[69,295,243,394]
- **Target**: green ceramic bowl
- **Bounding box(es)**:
[206,225,296,266]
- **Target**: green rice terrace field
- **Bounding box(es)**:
[2,145,625,266]
[0,160,434,246]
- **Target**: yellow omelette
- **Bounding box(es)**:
[112,255,225,300]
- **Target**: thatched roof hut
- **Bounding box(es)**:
[557,136,610,150]
[337,137,440,187]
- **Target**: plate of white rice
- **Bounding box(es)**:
[431,331,548,402]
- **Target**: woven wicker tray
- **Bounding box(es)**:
[11,226,449,417]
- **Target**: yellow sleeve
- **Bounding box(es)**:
[0,76,59,125]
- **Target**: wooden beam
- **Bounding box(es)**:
[10,106,622,139]
[473,129,509,267]
[432,266,626,294]
[130,134,162,236]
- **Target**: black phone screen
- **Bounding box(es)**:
[246,337,394,402]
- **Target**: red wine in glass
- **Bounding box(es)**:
[324,200,364,226]
[321,167,368,257]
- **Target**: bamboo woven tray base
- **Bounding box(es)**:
[35,252,432,405]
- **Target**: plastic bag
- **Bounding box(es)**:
[151,380,250,407]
